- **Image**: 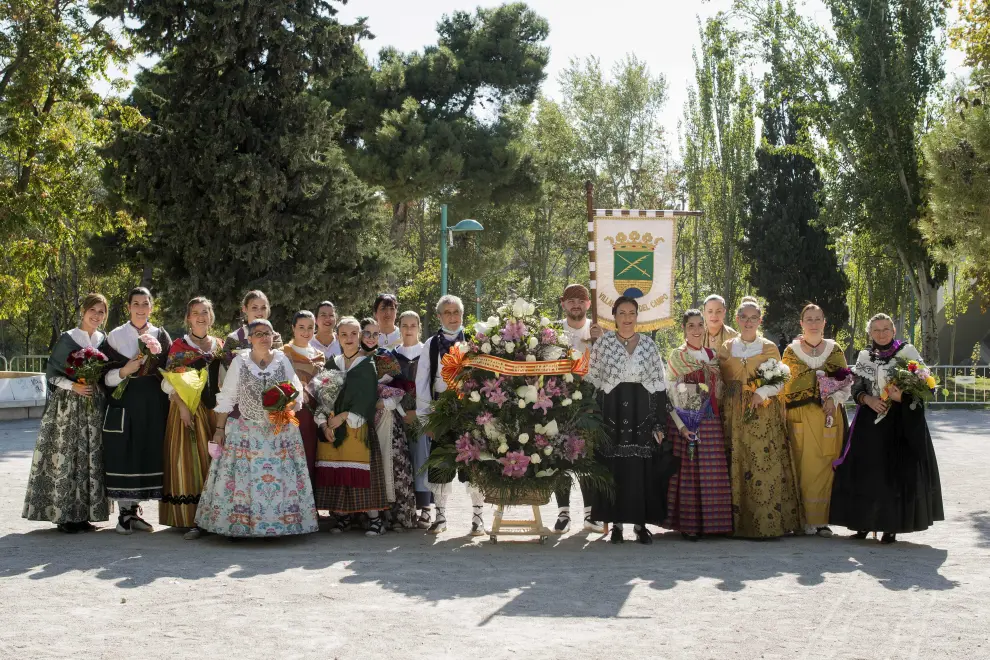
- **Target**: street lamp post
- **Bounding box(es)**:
[439,203,484,316]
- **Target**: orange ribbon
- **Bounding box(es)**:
[441,346,590,389]
[268,409,300,435]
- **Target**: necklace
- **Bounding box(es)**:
[190,330,209,342]
[617,333,636,347]
[803,338,824,357]
[686,342,703,352]
[130,321,149,333]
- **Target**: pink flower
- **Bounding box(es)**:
[139,333,162,355]
[455,433,482,464]
[476,412,494,426]
[564,435,586,462]
[533,389,553,414]
[488,389,509,408]
[543,378,562,398]
[533,434,549,449]
[499,451,530,478]
[501,320,527,342]
[540,328,558,345]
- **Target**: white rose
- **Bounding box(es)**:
[544,347,563,361]
[544,446,553,456]
[491,334,502,345]
[525,303,537,316]
[563,373,574,383]
[518,433,530,444]
[571,391,583,401]
[497,443,509,454]
[527,336,539,350]
[487,315,500,327]
[504,341,515,353]
[541,316,552,327]
[469,391,481,403]
[481,342,491,354]
[561,398,572,407]
[677,383,687,393]
[530,453,542,465]
[473,321,488,336]
[511,298,528,318]
[518,399,526,409]
[484,423,498,439]
[525,354,537,362]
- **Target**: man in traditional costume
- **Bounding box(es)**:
[551,284,605,534]
[417,295,489,535]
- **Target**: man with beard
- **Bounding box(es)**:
[416,295,489,536]
[553,284,605,534]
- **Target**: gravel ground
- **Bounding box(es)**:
[1,409,988,660]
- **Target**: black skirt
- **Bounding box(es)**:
[102,374,170,501]
[589,382,676,526]
[829,395,944,534]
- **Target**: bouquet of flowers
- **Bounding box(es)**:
[875,357,938,423]
[816,367,854,428]
[424,297,609,504]
[112,333,162,399]
[160,366,210,445]
[744,358,791,423]
[306,370,346,441]
[64,347,110,410]
[262,381,300,434]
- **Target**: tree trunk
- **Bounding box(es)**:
[391,201,409,246]
[894,245,939,362]
[140,263,153,290]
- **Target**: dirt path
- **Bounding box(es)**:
[1,410,988,659]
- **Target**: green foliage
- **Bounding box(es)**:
[97,0,389,329]
[681,16,757,312]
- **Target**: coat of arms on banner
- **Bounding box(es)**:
[590,210,678,331]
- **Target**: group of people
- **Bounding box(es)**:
[21,282,945,546]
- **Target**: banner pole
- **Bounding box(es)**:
[586,180,597,325]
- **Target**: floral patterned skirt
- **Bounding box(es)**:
[195,416,318,537]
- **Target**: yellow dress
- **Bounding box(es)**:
[781,341,850,527]
[718,337,803,538]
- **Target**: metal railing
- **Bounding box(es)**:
[1,355,49,373]
[930,365,990,405]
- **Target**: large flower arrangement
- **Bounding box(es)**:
[424,298,610,504]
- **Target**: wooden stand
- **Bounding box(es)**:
[489,503,553,545]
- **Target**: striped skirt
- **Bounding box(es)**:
[664,412,733,535]
[314,428,388,514]
[160,402,214,527]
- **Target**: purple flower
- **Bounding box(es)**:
[540,327,558,345]
[499,451,531,478]
[455,433,482,464]
[501,320,527,342]
[533,434,549,449]
[481,377,503,396]
[564,435,586,462]
[543,378,562,398]
[533,389,553,415]
[476,412,494,426]
[488,389,509,408]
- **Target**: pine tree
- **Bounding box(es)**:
[741,82,849,340]
[97,0,386,327]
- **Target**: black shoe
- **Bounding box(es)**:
[77,521,97,533]
[330,515,352,535]
[880,532,897,544]
[610,527,624,544]
[553,512,571,534]
[852,531,869,540]
[635,526,653,545]
[57,523,80,534]
[365,517,386,537]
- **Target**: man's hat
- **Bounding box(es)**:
[561,284,591,301]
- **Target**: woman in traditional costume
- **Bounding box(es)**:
[373,293,402,350]
[829,314,944,544]
[221,290,283,367]
[313,317,390,537]
[283,310,325,486]
[781,304,851,538]
[160,297,223,538]
[196,319,318,537]
[22,293,111,533]
[664,309,733,541]
[392,310,433,528]
[101,287,172,535]
[718,298,803,539]
[702,294,739,350]
[360,318,416,531]
[587,296,673,545]
[311,301,341,358]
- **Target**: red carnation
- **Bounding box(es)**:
[908,363,918,373]
[262,388,282,408]
[65,366,76,377]
[83,347,96,357]
[277,381,297,397]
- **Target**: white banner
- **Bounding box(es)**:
[591,211,677,331]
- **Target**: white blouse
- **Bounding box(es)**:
[310,335,341,357]
[105,323,161,387]
[377,327,401,350]
[53,328,106,391]
[728,338,784,399]
[395,342,424,360]
[214,351,302,414]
